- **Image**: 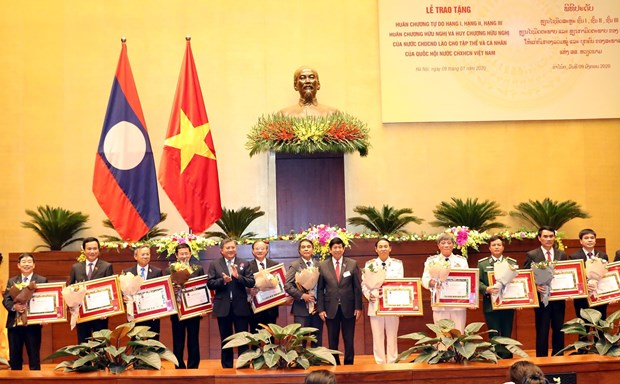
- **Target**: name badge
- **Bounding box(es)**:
[343,271,351,278]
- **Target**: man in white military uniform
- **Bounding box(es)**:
[362,238,404,364]
[422,233,469,332]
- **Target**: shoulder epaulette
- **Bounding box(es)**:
[507,257,517,262]
[477,257,489,263]
[391,258,403,264]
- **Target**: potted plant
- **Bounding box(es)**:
[101,212,169,242]
[347,204,423,236]
[44,322,177,373]
[431,198,505,232]
[203,206,265,240]
[396,319,528,364]
[21,205,89,250]
[556,308,620,356]
[510,198,590,230]
[222,323,339,369]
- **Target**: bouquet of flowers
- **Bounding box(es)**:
[9,281,37,326]
[254,269,279,291]
[362,263,386,314]
[427,257,451,303]
[295,224,353,260]
[62,284,87,330]
[532,261,555,307]
[295,266,320,314]
[153,232,216,259]
[169,262,195,287]
[119,272,144,322]
[585,256,608,299]
[491,260,518,304]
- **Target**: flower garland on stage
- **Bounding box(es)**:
[246,112,370,157]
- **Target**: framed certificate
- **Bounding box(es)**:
[133,276,178,322]
[488,270,539,310]
[250,263,288,314]
[549,260,588,301]
[376,278,423,316]
[178,275,213,320]
[77,275,125,323]
[26,282,67,325]
[587,261,620,307]
[433,268,479,308]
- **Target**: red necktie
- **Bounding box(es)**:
[546,251,552,262]
[335,260,341,283]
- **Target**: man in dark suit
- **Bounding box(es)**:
[122,244,163,339]
[477,235,518,359]
[570,228,608,340]
[524,226,568,357]
[2,253,48,370]
[165,243,205,369]
[247,241,279,332]
[317,237,362,365]
[284,238,323,347]
[69,237,114,344]
[207,238,255,368]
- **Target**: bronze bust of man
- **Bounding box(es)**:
[280,66,338,117]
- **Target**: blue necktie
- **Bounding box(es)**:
[140,267,146,279]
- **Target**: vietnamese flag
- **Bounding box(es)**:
[93,39,161,241]
[159,37,222,232]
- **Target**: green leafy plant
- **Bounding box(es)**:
[557,308,620,356]
[101,212,169,242]
[396,319,527,364]
[45,322,177,374]
[430,198,505,231]
[347,205,423,236]
[222,323,339,369]
[510,198,590,230]
[203,206,265,240]
[21,205,90,250]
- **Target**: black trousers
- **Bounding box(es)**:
[217,313,249,368]
[249,309,277,333]
[8,325,42,370]
[170,315,201,369]
[76,318,108,344]
[534,300,565,356]
[294,313,324,347]
[325,306,356,365]
[573,298,607,342]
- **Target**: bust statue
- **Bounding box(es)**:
[279,66,338,117]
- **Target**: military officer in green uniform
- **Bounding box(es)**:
[478,235,518,358]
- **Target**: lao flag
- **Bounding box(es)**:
[93,40,161,241]
[159,38,222,232]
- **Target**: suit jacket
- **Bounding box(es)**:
[570,249,609,262]
[123,265,163,280]
[69,259,114,284]
[3,273,48,328]
[524,247,568,269]
[362,257,404,316]
[478,256,518,313]
[247,259,280,318]
[207,257,255,317]
[285,258,319,317]
[316,257,362,319]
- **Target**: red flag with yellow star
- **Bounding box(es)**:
[159,38,222,232]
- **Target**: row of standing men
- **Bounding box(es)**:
[3,227,613,370]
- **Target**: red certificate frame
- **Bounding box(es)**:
[377,278,423,316]
[549,260,587,301]
[587,261,620,307]
[78,275,125,323]
[250,263,288,314]
[132,276,178,323]
[433,268,479,308]
[488,270,539,310]
[26,282,67,325]
[178,275,213,320]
